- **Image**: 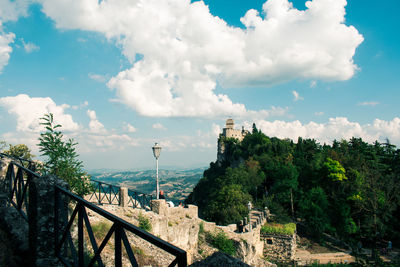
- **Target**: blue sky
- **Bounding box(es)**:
[0,0,399,170]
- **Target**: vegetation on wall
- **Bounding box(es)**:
[187,125,400,249]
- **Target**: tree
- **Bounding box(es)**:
[3,144,34,161]
[206,184,251,225]
[0,140,6,152]
[38,113,91,196]
[298,187,330,240]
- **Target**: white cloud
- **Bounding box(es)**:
[0,24,14,73]
[292,90,303,101]
[123,122,137,133]
[245,117,400,146]
[22,39,39,53]
[0,94,79,132]
[88,73,107,83]
[0,0,31,73]
[315,111,324,116]
[152,123,167,131]
[37,0,363,118]
[79,133,139,152]
[357,101,379,106]
[0,0,30,22]
[86,109,106,133]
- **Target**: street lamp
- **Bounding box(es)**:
[152,143,162,199]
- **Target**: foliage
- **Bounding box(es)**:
[298,187,330,239]
[206,231,236,256]
[138,212,152,232]
[187,127,400,246]
[2,143,34,161]
[0,140,6,151]
[323,158,347,181]
[38,113,92,196]
[261,222,296,236]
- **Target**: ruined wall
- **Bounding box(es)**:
[262,233,296,263]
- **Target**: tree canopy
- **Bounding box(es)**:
[187,128,400,246]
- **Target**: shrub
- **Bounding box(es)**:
[138,212,152,232]
[261,222,296,235]
[207,231,236,256]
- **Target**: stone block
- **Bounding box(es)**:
[119,187,129,207]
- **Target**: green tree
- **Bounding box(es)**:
[323,157,347,182]
[0,140,6,152]
[299,187,330,240]
[38,113,91,196]
[206,184,251,225]
[2,143,34,161]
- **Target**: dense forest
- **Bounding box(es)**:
[187,124,400,249]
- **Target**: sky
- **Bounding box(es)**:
[0,0,399,170]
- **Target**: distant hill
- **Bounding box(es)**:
[89,168,205,203]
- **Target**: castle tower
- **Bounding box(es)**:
[217,118,249,164]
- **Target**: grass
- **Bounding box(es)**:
[261,222,296,236]
[91,221,112,241]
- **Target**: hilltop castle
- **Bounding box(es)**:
[217,118,249,164]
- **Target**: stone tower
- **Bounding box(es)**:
[217,118,249,164]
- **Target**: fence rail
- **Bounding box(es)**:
[128,189,153,210]
[89,180,121,205]
[89,180,153,210]
[3,159,39,221]
[55,185,187,267]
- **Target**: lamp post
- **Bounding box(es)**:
[152,143,162,199]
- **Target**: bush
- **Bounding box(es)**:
[138,212,152,232]
[261,222,296,235]
[206,231,236,256]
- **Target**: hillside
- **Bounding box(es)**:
[90,168,205,203]
[186,126,400,251]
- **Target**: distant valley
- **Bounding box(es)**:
[89,168,205,203]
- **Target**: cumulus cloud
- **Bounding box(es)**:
[152,123,167,131]
[0,0,31,73]
[0,94,79,132]
[245,117,400,146]
[86,109,106,133]
[123,122,137,133]
[0,0,30,22]
[357,101,379,106]
[36,0,363,118]
[0,24,14,73]
[292,90,303,101]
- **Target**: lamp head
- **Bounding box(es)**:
[152,142,162,159]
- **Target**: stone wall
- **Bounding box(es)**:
[262,233,296,263]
